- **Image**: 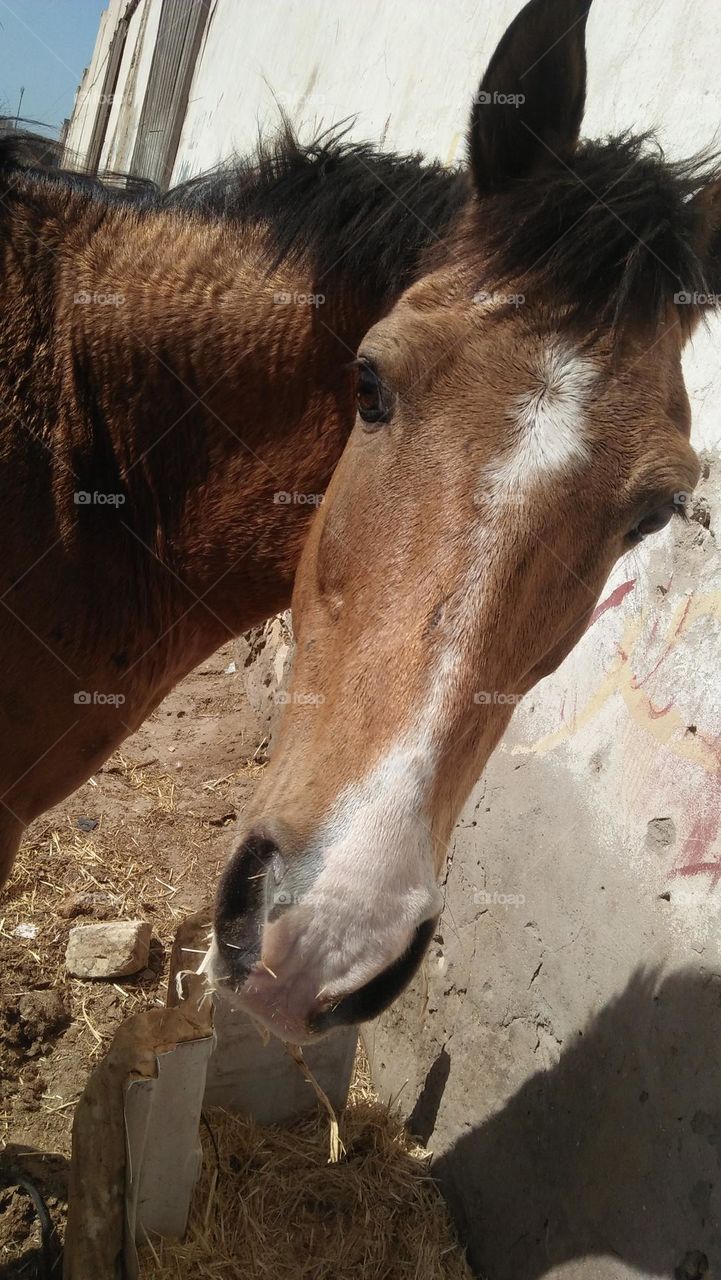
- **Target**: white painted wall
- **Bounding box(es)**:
[174,0,721,441]
[173,0,721,179]
[63,4,721,1274]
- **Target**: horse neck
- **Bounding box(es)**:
[56,209,381,670]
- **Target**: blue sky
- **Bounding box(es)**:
[0,0,106,133]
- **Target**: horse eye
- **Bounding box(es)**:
[355,360,389,426]
[627,503,676,543]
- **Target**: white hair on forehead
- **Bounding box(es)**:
[489,340,596,500]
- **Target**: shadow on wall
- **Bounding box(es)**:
[432,967,721,1280]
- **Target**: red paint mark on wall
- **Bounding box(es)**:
[671,859,721,888]
[630,597,695,693]
[670,747,721,887]
[646,700,674,720]
[589,579,636,627]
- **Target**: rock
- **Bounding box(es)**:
[690,496,712,530]
[66,920,152,979]
[238,611,295,752]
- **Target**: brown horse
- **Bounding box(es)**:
[210,0,721,1042]
[0,129,465,886]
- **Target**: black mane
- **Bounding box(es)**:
[0,126,468,307]
[4,125,711,334]
[461,132,721,337]
[165,125,469,300]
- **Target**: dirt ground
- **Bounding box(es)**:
[0,631,472,1280]
[0,638,266,1277]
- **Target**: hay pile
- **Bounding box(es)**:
[139,1055,473,1280]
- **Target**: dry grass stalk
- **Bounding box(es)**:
[138,1054,473,1280]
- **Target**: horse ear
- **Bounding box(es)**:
[469,0,592,195]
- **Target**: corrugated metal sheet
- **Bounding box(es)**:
[85,0,142,174]
[62,0,125,169]
[99,0,163,175]
[129,0,209,187]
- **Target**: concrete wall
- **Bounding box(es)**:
[63,4,721,1277]
[366,463,721,1277]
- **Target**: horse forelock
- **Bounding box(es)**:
[441,132,721,342]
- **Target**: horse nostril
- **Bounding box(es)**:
[310,915,438,1032]
[217,830,277,914]
[214,830,279,980]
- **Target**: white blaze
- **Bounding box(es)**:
[278,343,597,997]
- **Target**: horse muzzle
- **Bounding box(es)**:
[209,828,440,1042]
